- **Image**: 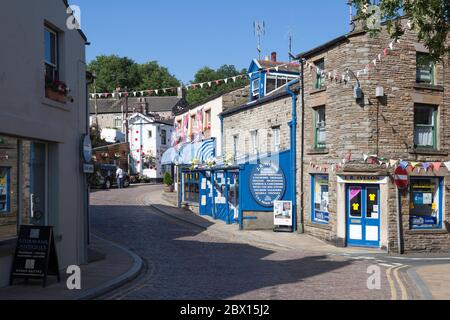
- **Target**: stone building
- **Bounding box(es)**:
[0,0,90,286]
[89,93,186,135]
[295,19,450,253]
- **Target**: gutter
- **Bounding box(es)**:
[286,76,300,233]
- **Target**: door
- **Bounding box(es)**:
[229,172,239,224]
[347,185,380,248]
[30,142,47,226]
[199,171,213,217]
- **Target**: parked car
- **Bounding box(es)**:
[90,164,130,189]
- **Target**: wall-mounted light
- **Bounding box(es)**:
[346,68,363,100]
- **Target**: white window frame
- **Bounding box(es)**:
[265,74,297,95]
[273,127,281,153]
[252,78,260,97]
[44,26,58,80]
[250,130,259,155]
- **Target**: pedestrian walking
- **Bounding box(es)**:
[116,166,125,189]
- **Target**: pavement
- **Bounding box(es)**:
[0,221,143,300]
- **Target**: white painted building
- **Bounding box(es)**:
[0,0,89,287]
[128,113,174,180]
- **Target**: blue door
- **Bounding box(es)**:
[214,171,228,222]
[347,185,380,248]
[199,171,213,217]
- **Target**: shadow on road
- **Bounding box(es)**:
[90,203,357,300]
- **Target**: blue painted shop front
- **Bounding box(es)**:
[181,150,293,229]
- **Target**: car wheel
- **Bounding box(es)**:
[104,179,112,190]
[124,179,130,188]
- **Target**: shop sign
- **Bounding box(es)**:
[82,135,93,163]
[337,176,388,184]
[411,216,437,228]
[274,201,293,227]
[10,226,60,287]
[83,163,94,174]
[249,162,286,207]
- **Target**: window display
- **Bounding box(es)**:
[312,175,329,224]
[410,178,442,229]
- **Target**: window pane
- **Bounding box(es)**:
[417,53,434,84]
[313,175,329,223]
[44,29,56,65]
[349,187,362,217]
[414,126,433,146]
[366,188,378,218]
[415,107,433,125]
[266,76,276,93]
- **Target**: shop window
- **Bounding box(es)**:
[349,186,362,217]
[416,52,436,85]
[184,172,200,204]
[314,106,326,149]
[314,59,325,90]
[311,175,329,224]
[414,105,437,149]
[410,178,442,229]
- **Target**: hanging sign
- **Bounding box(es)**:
[249,162,286,207]
[10,226,60,287]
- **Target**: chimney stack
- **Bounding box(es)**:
[271,52,277,62]
[177,86,186,99]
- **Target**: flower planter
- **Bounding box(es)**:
[45,87,66,103]
[164,185,174,193]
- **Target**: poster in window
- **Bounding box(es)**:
[0,168,10,212]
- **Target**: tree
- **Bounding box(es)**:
[87,55,141,93]
[138,61,180,92]
[353,0,450,61]
[186,65,249,105]
[87,55,180,94]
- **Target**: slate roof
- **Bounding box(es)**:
[257,60,300,73]
[89,96,186,115]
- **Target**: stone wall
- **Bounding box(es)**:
[297,22,450,253]
[223,96,292,158]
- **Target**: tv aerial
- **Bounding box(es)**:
[253,21,265,60]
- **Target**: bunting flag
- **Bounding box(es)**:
[432,162,442,171]
[445,162,450,172]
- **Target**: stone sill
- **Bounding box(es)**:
[414,83,444,92]
[42,97,70,112]
[409,148,448,156]
[305,221,332,231]
[406,229,449,236]
[310,88,327,95]
[307,148,329,155]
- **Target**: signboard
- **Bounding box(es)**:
[394,167,409,190]
[82,135,93,163]
[274,201,293,227]
[249,162,286,207]
[411,216,437,228]
[83,163,94,174]
[337,176,388,184]
[10,226,60,287]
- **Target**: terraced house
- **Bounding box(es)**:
[296,18,450,253]
[0,0,90,287]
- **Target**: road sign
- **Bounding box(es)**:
[394,167,409,190]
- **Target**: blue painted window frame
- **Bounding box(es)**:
[311,174,329,225]
[183,171,200,204]
[0,167,11,213]
[409,177,443,230]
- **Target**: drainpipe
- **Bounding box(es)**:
[219,115,224,157]
[286,77,299,233]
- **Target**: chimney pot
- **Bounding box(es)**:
[271,52,277,62]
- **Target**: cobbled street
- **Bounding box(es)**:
[90,184,413,300]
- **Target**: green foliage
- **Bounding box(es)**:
[352,0,450,61]
[186,65,249,106]
[87,55,180,93]
[89,125,108,148]
[163,172,173,186]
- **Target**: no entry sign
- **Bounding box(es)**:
[394,167,409,190]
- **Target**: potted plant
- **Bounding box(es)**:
[163,172,173,192]
[45,77,69,103]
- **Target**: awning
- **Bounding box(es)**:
[161,147,180,165]
[179,139,216,165]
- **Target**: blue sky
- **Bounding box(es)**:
[74,0,351,83]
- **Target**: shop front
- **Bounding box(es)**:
[336,175,389,249]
